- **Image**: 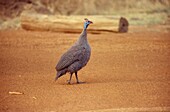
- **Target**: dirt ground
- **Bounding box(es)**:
[0,26,170,112]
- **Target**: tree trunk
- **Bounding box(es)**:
[20,11,128,34]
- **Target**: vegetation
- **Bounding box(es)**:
[0,0,170,29]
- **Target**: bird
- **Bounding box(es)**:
[55,18,93,84]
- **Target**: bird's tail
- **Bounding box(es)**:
[55,72,61,81]
[55,69,67,81]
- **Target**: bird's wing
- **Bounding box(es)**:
[56,45,85,71]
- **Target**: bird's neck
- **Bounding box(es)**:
[77,29,88,44]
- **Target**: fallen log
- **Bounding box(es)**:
[20,11,128,33]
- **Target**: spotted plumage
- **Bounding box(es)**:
[55,18,93,84]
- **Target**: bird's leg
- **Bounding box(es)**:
[67,73,73,84]
[75,72,80,83]
[75,72,85,84]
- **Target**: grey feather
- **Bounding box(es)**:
[55,29,91,79]
[55,19,92,83]
[56,45,85,71]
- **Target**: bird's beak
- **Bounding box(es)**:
[89,21,93,24]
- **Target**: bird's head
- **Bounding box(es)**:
[84,18,93,29]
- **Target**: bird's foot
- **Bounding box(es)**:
[77,81,86,84]
[67,80,71,85]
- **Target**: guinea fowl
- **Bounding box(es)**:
[55,18,93,84]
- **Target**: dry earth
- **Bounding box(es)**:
[0,27,170,112]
